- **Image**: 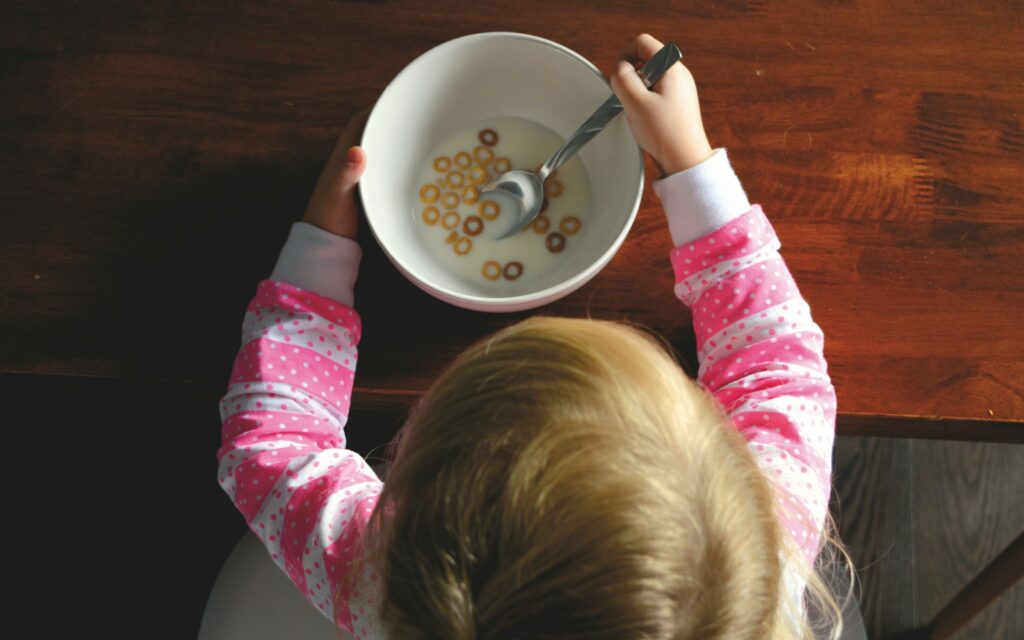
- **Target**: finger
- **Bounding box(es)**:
[323,108,371,173]
[303,144,366,237]
[635,33,664,60]
[346,145,366,168]
[320,109,371,189]
[609,60,654,113]
[620,33,665,64]
[621,34,684,95]
[324,145,366,196]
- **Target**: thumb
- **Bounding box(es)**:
[303,145,367,238]
[335,145,366,191]
[609,60,651,114]
[324,145,366,195]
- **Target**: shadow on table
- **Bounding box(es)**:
[100,161,534,389]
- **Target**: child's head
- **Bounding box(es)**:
[360,317,839,639]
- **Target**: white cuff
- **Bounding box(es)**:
[652,148,752,246]
[270,222,362,306]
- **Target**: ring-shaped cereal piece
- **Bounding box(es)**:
[478,199,501,221]
[461,186,480,204]
[421,206,440,225]
[473,146,494,164]
[441,191,460,209]
[493,157,511,173]
[478,128,499,146]
[462,215,484,236]
[545,232,566,253]
[441,210,461,230]
[530,214,550,234]
[545,179,564,197]
[502,261,523,280]
[454,151,472,169]
[467,165,489,186]
[445,171,465,189]
[433,156,451,172]
[419,184,440,204]
[481,260,501,281]
[454,236,473,256]
[559,215,581,236]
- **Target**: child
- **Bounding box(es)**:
[217,33,852,639]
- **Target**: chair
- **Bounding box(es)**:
[199,531,353,640]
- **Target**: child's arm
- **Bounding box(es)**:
[651,152,835,565]
[216,115,385,632]
[218,271,379,629]
[611,35,836,567]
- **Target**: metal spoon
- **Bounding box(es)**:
[482,42,683,239]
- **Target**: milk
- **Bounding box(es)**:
[410,116,591,292]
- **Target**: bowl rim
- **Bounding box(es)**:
[358,31,645,311]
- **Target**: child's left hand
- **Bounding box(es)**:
[302,108,370,240]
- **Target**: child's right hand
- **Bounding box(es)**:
[609,34,714,177]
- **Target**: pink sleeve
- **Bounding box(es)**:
[216,279,382,632]
[670,206,837,566]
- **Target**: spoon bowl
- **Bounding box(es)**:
[480,169,544,236]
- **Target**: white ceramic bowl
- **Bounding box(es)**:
[360,32,644,312]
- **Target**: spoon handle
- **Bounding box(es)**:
[538,43,683,179]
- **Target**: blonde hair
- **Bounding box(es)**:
[350,317,851,639]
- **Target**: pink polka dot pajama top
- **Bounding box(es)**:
[217,148,837,638]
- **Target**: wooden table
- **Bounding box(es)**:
[2,2,1021,637]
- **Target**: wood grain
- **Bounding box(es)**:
[1,1,1022,436]
[911,439,1024,639]
[833,435,916,637]
[832,435,1024,639]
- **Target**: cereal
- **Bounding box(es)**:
[467,165,489,186]
[493,157,511,173]
[445,230,473,256]
[441,191,460,209]
[462,215,484,236]
[502,261,523,280]
[478,128,499,146]
[461,186,480,205]
[419,184,440,204]
[454,236,473,256]
[422,206,440,225]
[481,260,501,281]
[473,146,494,164]
[479,200,501,221]
[545,179,564,197]
[545,232,566,253]
[433,156,451,172]
[446,171,465,189]
[441,210,461,230]
[530,214,550,234]
[559,215,581,236]
[454,151,472,169]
